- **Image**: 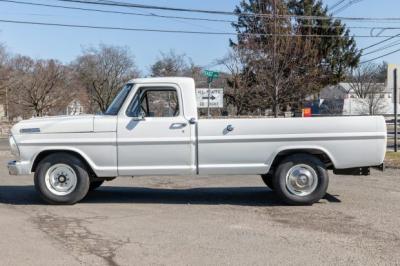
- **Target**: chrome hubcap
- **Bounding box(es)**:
[45,164,77,196]
[286,164,318,196]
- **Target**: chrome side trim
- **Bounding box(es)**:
[19,138,116,146]
[198,132,386,143]
[20,128,40,134]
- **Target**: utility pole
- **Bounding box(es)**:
[207,77,211,117]
[272,0,278,118]
[5,86,8,121]
[203,70,219,118]
[394,68,398,152]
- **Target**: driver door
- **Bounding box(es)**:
[117,85,193,176]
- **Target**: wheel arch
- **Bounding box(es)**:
[31,148,97,178]
[268,147,336,173]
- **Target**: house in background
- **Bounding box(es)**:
[317,63,400,115]
[66,99,85,115]
[319,82,391,115]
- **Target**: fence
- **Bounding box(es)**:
[385,115,398,151]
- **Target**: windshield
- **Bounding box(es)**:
[104,84,133,115]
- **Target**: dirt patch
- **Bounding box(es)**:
[256,207,400,246]
[31,212,130,266]
[385,152,400,169]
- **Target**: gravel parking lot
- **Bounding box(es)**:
[0,149,399,266]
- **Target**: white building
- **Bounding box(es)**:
[319,64,400,115]
[66,100,85,115]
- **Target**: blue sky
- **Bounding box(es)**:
[0,0,399,74]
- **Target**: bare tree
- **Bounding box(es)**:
[0,44,13,116]
[74,44,139,113]
[217,49,258,115]
[232,2,328,116]
[348,63,386,115]
[149,50,210,87]
[182,62,208,87]
[64,67,90,114]
[237,32,323,115]
[150,50,189,77]
[0,44,7,73]
[8,56,69,117]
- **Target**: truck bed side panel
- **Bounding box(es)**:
[197,116,386,175]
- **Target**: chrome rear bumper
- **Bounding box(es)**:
[7,160,31,175]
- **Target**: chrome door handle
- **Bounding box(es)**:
[226,125,234,132]
[170,123,187,129]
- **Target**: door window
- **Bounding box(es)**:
[127,88,180,117]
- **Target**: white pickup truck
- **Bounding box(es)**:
[7,77,387,205]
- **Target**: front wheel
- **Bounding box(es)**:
[273,154,329,205]
[34,153,90,205]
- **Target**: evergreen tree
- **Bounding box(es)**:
[287,0,360,82]
[230,0,361,115]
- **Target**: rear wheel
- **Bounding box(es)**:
[261,173,274,190]
[34,153,90,205]
[273,154,329,205]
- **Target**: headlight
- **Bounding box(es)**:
[9,135,20,158]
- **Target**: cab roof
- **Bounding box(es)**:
[128,77,195,85]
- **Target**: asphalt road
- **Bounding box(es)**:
[0,151,399,266]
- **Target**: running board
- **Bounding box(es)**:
[333,167,370,176]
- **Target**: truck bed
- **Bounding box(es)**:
[197,116,387,174]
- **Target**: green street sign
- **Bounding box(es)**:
[203,70,219,79]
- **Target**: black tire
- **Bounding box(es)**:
[273,153,329,205]
[261,173,274,190]
[34,153,90,205]
[89,180,104,191]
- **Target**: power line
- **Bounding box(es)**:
[299,25,400,30]
[58,0,235,16]
[332,0,364,14]
[4,0,400,31]
[361,47,400,64]
[276,14,400,22]
[58,0,400,22]
[0,18,238,35]
[2,18,400,38]
[5,0,400,35]
[329,0,346,11]
[0,0,234,23]
[362,39,400,56]
[361,33,400,50]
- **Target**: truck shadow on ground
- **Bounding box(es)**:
[0,185,341,206]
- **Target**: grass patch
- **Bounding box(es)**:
[385,152,400,168]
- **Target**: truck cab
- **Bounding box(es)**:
[112,78,198,176]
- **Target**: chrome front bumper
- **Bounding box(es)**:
[7,160,31,175]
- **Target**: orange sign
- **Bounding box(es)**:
[303,108,312,117]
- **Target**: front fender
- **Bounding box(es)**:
[31,146,117,177]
